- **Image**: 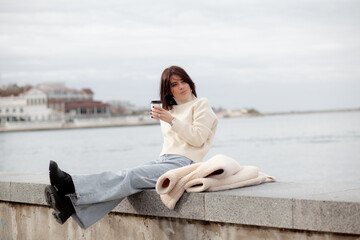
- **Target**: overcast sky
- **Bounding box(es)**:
[0,0,359,112]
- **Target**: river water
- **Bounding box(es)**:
[1,111,359,184]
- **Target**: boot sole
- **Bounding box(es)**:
[52,211,69,224]
[44,185,57,209]
[49,161,59,191]
[44,185,72,224]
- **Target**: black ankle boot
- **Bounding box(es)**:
[44,185,75,224]
[49,160,75,195]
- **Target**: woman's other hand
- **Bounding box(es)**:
[151,106,174,125]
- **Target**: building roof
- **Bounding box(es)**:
[37,85,93,95]
[82,88,94,95]
[48,100,108,109]
[0,85,25,97]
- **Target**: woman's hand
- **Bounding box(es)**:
[151,106,174,125]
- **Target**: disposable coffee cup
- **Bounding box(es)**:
[151,100,162,120]
[150,100,162,109]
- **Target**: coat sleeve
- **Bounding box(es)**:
[171,98,217,147]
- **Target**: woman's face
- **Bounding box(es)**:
[170,75,191,100]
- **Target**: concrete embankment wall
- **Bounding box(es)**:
[1,173,359,240]
[0,116,158,132]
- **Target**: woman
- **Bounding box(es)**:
[44,65,218,229]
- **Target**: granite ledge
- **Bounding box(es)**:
[0,172,359,235]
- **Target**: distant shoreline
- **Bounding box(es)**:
[0,108,359,133]
[0,121,158,133]
[0,116,159,133]
[261,108,360,116]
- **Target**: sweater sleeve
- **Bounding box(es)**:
[171,98,217,147]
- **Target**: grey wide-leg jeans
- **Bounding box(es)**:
[68,154,193,229]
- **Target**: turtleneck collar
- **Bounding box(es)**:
[174,94,196,105]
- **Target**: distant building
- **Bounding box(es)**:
[38,82,110,121]
[108,100,135,116]
[0,84,25,97]
[37,82,93,101]
[241,108,261,116]
[0,82,110,125]
[0,88,58,125]
[220,108,262,118]
[48,99,110,121]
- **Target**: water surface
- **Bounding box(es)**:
[1,111,359,184]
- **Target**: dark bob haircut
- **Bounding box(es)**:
[160,66,197,110]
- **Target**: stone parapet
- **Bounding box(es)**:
[0,173,359,237]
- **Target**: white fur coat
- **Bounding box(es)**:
[156,154,276,210]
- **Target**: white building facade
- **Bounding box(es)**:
[0,88,58,125]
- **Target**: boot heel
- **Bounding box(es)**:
[44,185,75,225]
[44,185,55,207]
[52,211,71,224]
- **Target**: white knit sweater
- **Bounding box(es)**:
[160,97,218,163]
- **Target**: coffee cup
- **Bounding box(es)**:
[150,100,162,119]
[151,100,162,110]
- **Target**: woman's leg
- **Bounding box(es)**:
[69,155,192,229]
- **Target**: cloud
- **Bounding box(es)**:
[0,0,359,111]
